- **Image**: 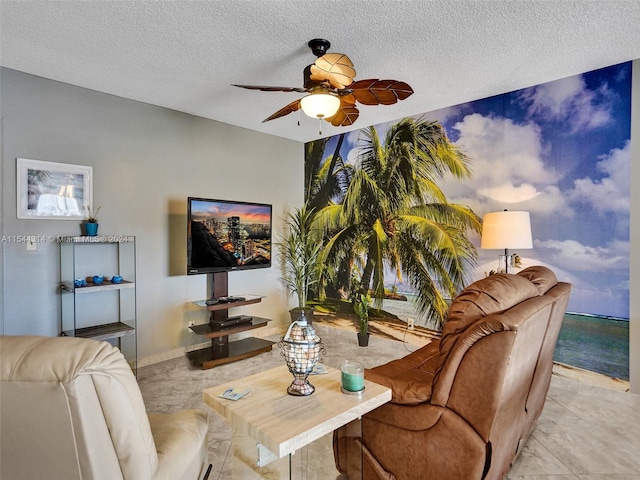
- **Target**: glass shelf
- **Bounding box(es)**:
[192,294,264,311]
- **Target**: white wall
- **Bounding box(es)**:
[0,68,303,359]
[630,59,639,393]
[0,117,4,336]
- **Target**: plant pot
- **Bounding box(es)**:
[84,222,99,236]
[357,332,370,347]
[289,307,314,325]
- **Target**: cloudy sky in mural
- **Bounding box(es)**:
[325,62,631,318]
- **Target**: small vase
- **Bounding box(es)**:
[357,332,370,347]
[84,222,99,236]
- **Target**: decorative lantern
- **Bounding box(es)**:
[278,311,325,396]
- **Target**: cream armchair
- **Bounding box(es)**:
[0,335,210,480]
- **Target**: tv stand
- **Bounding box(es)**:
[187,272,274,369]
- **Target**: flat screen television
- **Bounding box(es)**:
[187,197,272,274]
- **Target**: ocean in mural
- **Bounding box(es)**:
[384,297,629,381]
[555,313,629,380]
[307,62,631,380]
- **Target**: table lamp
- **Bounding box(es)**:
[481,210,533,273]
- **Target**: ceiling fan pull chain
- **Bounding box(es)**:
[297,109,300,126]
[318,118,322,135]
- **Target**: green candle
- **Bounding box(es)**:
[341,361,364,392]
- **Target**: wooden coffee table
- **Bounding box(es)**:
[203,364,391,479]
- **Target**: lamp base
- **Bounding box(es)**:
[498,253,522,274]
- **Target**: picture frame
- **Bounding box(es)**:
[16,158,93,220]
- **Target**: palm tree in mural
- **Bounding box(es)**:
[310,117,482,328]
[305,135,354,212]
[305,133,356,298]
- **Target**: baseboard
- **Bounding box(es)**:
[137,341,210,368]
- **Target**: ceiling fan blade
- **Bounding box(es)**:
[310,53,356,90]
[350,79,414,105]
[232,84,308,93]
[326,96,359,126]
[262,99,301,123]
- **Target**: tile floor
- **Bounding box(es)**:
[137,324,640,480]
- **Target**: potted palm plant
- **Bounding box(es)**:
[354,293,370,346]
[278,203,322,324]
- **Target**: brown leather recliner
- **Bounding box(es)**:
[334,266,571,480]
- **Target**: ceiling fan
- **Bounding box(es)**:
[232,39,414,129]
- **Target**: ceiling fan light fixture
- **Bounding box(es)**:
[300,89,340,119]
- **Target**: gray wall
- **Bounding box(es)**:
[0,68,303,359]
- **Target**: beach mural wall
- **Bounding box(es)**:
[305,62,631,380]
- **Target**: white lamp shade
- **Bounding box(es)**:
[300,93,340,119]
[481,211,533,249]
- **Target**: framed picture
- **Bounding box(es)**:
[16,158,93,220]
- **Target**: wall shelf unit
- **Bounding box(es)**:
[59,235,137,372]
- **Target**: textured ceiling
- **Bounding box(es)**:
[1,0,640,143]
